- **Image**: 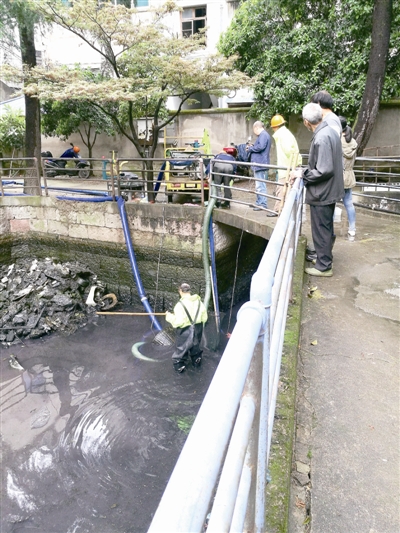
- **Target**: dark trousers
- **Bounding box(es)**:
[309,203,336,271]
[172,323,203,365]
[213,173,232,200]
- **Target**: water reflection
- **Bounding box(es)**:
[0,316,221,532]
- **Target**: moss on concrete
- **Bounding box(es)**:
[265,235,306,532]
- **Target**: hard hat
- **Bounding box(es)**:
[223,146,238,158]
[73,146,80,153]
[270,115,286,128]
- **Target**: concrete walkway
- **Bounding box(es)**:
[290,210,400,532]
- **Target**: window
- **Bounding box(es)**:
[98,1,149,8]
[182,7,206,38]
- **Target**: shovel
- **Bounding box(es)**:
[96,311,167,316]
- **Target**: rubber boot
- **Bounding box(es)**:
[173,360,186,373]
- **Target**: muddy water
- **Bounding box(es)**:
[0,314,224,533]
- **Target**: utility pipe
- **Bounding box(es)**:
[207,395,256,532]
[148,300,267,533]
[117,196,163,333]
[202,182,217,311]
[229,449,252,533]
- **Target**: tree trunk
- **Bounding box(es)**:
[353,0,392,155]
[19,14,41,195]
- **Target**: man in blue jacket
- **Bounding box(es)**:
[60,145,80,158]
[247,121,271,212]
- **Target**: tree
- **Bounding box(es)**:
[0,107,25,157]
[21,0,250,198]
[1,0,42,194]
[353,0,393,153]
[219,0,400,153]
[41,98,116,159]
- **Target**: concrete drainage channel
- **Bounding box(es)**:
[0,247,307,533]
[0,255,229,532]
[0,250,263,532]
[2,227,305,533]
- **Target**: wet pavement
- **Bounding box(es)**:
[290,210,400,533]
[0,314,224,533]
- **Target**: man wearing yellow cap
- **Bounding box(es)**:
[270,115,302,214]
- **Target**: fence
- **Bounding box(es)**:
[2,154,400,215]
[0,157,41,196]
[148,177,304,533]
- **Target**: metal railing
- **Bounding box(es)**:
[297,154,400,215]
[208,159,290,215]
[148,177,304,533]
[0,157,41,196]
[112,157,209,205]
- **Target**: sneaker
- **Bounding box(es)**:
[348,230,356,241]
[305,267,333,277]
[193,357,202,367]
[221,202,230,209]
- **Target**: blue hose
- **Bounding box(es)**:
[47,187,109,196]
[51,193,163,334]
[1,192,28,196]
[56,196,114,202]
[154,161,166,194]
[116,196,163,333]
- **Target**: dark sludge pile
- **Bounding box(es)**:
[0,258,113,345]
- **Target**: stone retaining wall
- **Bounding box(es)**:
[0,197,267,309]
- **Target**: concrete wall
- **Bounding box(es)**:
[0,197,267,309]
[42,104,400,163]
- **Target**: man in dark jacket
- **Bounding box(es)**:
[292,103,344,276]
[206,147,237,209]
[247,121,271,211]
[311,90,342,138]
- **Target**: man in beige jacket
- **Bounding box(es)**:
[271,114,302,214]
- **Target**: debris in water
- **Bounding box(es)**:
[9,354,24,371]
[0,258,109,344]
[30,406,50,429]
